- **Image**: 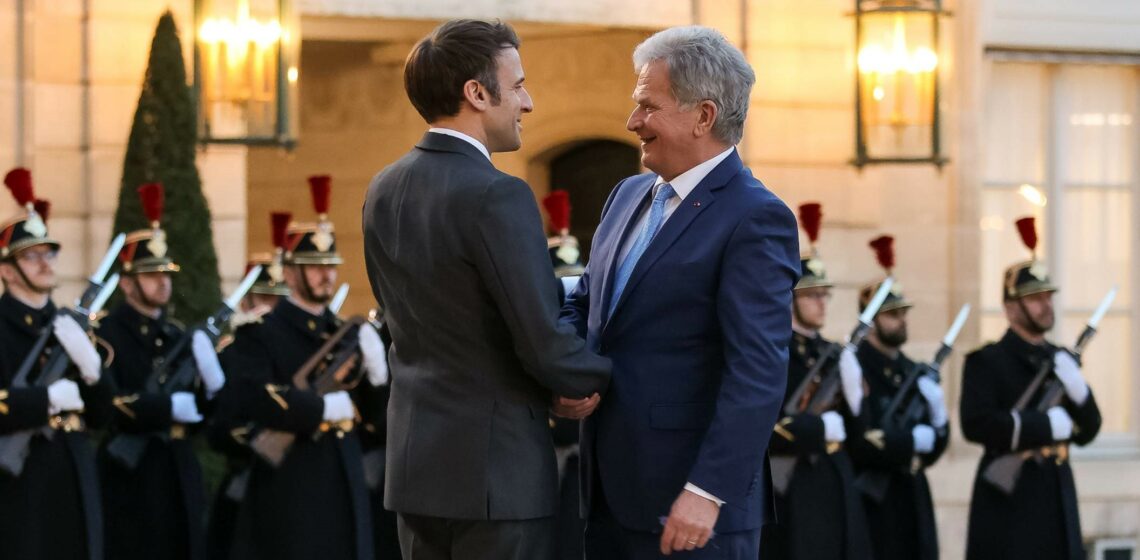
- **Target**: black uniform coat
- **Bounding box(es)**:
[961,329,1101,560]
[0,292,113,560]
[222,299,374,560]
[848,341,948,560]
[760,331,871,560]
[205,307,272,560]
[95,303,206,560]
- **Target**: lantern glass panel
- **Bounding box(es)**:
[196,0,299,145]
[857,9,938,160]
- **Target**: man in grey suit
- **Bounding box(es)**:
[362,19,612,560]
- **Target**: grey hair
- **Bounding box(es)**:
[632,26,755,145]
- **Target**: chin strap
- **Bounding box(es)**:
[13,258,53,295]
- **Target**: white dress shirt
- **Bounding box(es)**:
[612,146,736,508]
[427,127,491,161]
[616,146,735,265]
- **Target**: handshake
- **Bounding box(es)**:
[551,393,602,420]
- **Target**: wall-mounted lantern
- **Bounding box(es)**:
[194,0,300,148]
[853,0,949,168]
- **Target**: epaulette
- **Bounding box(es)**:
[966,340,997,356]
[167,317,186,331]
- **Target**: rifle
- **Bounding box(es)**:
[982,286,1116,495]
[771,278,894,494]
[856,304,971,502]
[249,285,376,467]
[0,275,119,476]
[104,266,263,470]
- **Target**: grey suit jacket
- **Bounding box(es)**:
[362,131,611,521]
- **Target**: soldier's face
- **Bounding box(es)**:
[1008,291,1055,333]
[289,264,337,304]
[3,246,58,293]
[874,308,909,348]
[137,272,172,306]
[792,287,830,330]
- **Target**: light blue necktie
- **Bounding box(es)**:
[608,183,676,318]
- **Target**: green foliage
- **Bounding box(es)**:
[113,11,221,323]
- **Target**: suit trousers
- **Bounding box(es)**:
[396,512,554,560]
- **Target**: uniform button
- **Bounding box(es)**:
[141,325,149,335]
[307,320,316,331]
[24,315,33,326]
[155,338,163,347]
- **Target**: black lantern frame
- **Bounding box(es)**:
[852,0,950,169]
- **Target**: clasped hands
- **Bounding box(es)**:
[551,392,601,419]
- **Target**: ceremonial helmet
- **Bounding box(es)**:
[118,183,180,274]
[1003,216,1057,301]
[248,212,292,296]
[795,202,832,290]
[284,175,343,266]
[1,168,59,260]
[542,190,585,278]
[858,235,912,314]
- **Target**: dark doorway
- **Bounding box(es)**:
[549,140,640,264]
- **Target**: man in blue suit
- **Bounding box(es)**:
[562,26,800,559]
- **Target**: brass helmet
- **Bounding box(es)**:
[1,168,60,260]
[118,183,180,274]
[795,202,833,290]
[542,190,585,278]
[284,175,343,266]
[859,235,911,314]
[1003,216,1057,301]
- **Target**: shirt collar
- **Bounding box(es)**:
[427,127,491,161]
[652,146,735,200]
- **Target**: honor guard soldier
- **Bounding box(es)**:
[761,203,872,560]
[847,235,948,560]
[0,168,115,559]
[221,175,388,560]
[207,211,292,559]
[97,182,228,560]
[235,212,293,323]
[543,189,590,560]
[961,217,1103,560]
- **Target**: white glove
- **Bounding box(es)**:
[821,411,847,443]
[912,424,936,454]
[838,345,864,416]
[171,392,204,423]
[322,391,355,422]
[52,315,101,385]
[357,326,389,387]
[192,331,226,397]
[1047,406,1073,441]
[47,379,85,415]
[1053,351,1089,405]
[917,375,949,428]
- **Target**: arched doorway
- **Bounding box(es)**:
[548,140,640,264]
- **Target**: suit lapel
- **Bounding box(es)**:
[604,151,745,331]
[599,177,655,321]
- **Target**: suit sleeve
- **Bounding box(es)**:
[686,198,799,504]
[960,351,1053,453]
[472,175,611,399]
[561,178,625,338]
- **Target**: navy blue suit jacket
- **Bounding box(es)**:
[561,149,799,534]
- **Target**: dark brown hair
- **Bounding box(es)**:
[404,19,521,123]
